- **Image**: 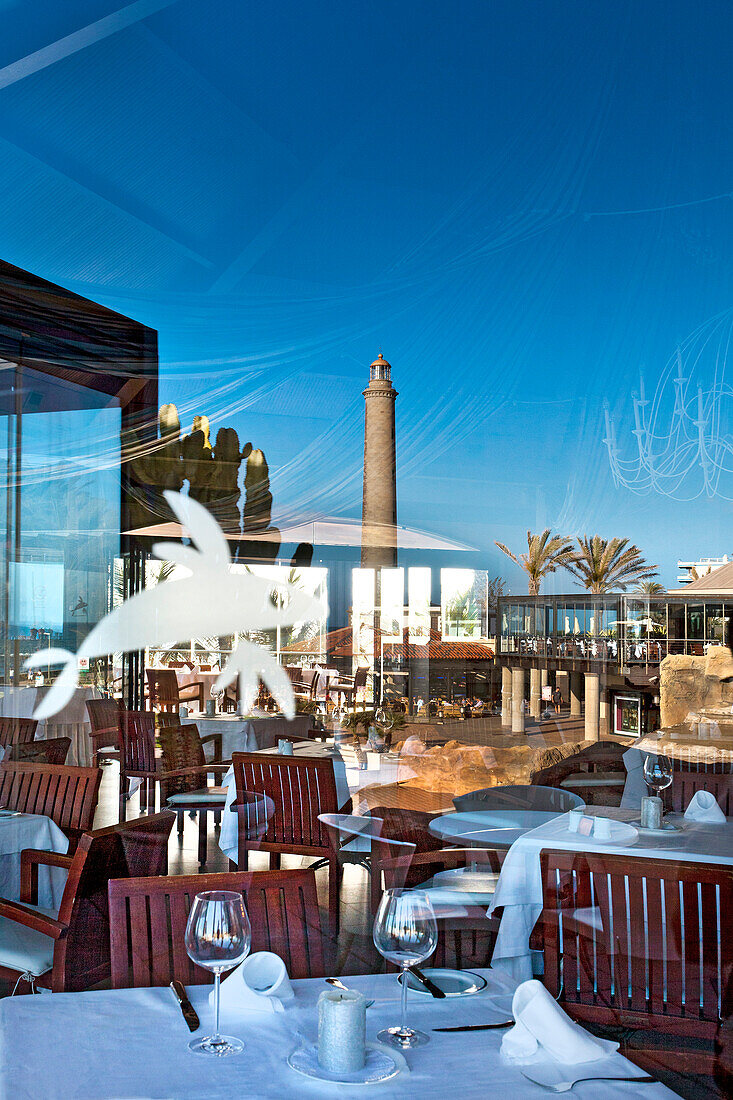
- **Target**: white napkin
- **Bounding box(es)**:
[500,980,618,1065]
[684,790,726,823]
[212,951,294,1015]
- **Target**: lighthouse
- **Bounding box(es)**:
[361,352,398,568]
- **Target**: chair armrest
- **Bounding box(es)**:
[20,848,73,904]
[0,897,68,939]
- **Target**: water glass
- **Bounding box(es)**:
[643,754,673,798]
[184,890,251,1056]
[373,888,438,1048]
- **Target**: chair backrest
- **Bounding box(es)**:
[673,753,733,775]
[232,751,339,854]
[530,741,627,786]
[146,669,180,707]
[51,811,175,992]
[537,848,733,1039]
[671,770,733,815]
[7,736,71,765]
[109,867,325,988]
[157,721,207,796]
[121,710,157,774]
[86,697,123,747]
[453,784,583,813]
[0,760,101,835]
[0,716,38,747]
[353,667,368,690]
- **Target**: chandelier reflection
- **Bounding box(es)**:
[604,311,733,501]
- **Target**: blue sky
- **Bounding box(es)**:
[0,0,731,590]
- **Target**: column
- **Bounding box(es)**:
[511,667,525,734]
[599,688,609,736]
[501,666,512,727]
[530,667,541,718]
[570,672,583,717]
[555,670,569,710]
[584,672,600,742]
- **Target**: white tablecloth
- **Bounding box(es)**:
[0,969,675,1099]
[489,809,733,982]
[0,685,101,767]
[186,715,314,759]
[0,812,68,908]
[218,744,415,861]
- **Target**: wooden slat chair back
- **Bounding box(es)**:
[0,811,175,992]
[157,721,229,866]
[530,741,628,807]
[7,736,71,765]
[671,770,733,815]
[119,710,158,817]
[86,697,123,764]
[535,848,733,1043]
[232,751,342,929]
[0,716,37,748]
[109,867,326,989]
[0,760,101,849]
[673,754,733,775]
[146,668,204,713]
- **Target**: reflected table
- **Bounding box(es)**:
[0,812,68,907]
[429,810,562,850]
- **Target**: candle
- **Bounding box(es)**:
[640,796,663,830]
[317,989,366,1074]
[278,739,294,755]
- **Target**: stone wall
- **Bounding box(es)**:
[659,645,733,727]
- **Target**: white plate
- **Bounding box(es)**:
[630,819,680,836]
[399,968,488,996]
[287,1041,402,1084]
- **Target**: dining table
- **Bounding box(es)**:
[0,967,676,1099]
[0,684,101,766]
[188,714,314,760]
[217,742,416,861]
[428,810,563,851]
[0,812,68,907]
[487,805,733,982]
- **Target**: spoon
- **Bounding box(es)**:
[325,977,375,1007]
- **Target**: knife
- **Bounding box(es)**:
[408,966,446,999]
[433,1021,514,1032]
[169,980,200,1032]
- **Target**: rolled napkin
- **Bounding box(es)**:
[501,980,618,1065]
[211,951,293,1014]
[684,790,726,823]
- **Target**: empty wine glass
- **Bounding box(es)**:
[373,888,438,1049]
[184,890,251,1056]
[644,754,673,798]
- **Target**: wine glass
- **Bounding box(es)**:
[373,888,438,1049]
[184,890,251,1056]
[644,754,673,807]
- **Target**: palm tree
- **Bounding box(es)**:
[564,536,658,593]
[635,581,666,595]
[495,529,575,596]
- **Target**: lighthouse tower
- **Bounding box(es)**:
[361,352,398,567]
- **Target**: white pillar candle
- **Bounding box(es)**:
[640,796,663,830]
[317,989,366,1074]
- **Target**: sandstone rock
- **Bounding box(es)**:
[705,644,733,682]
[660,652,733,728]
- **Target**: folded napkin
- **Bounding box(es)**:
[501,980,617,1065]
[684,790,726,823]
[212,951,294,1015]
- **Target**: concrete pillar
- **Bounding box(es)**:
[501,666,512,727]
[584,672,600,742]
[555,670,569,710]
[570,672,583,717]
[541,669,549,691]
[530,667,541,718]
[599,689,610,736]
[511,667,525,734]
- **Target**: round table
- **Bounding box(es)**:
[428,809,562,849]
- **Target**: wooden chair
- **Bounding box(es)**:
[119,710,158,820]
[0,760,101,852]
[109,866,326,988]
[0,811,175,992]
[530,740,628,807]
[86,697,123,766]
[531,848,733,1066]
[6,736,71,765]
[146,668,204,714]
[231,751,343,931]
[670,770,733,815]
[328,667,368,712]
[157,721,229,866]
[0,716,37,749]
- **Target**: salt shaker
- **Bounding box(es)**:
[317,988,366,1074]
[640,795,663,830]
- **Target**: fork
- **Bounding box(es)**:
[520,1072,655,1092]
